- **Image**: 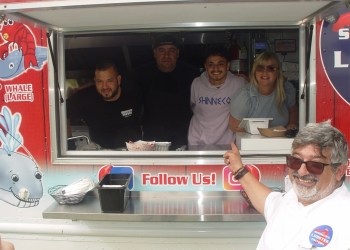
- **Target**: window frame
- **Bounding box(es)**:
[50,24,308,165]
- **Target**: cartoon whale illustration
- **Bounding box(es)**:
[0,49,23,79]
[0,46,47,80]
[0,106,43,207]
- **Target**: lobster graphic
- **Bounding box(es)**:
[0,19,38,69]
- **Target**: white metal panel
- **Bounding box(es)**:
[0,1,340,31]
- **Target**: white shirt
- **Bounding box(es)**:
[188,72,246,145]
[257,184,350,250]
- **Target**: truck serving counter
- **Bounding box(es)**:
[43,191,264,222]
[43,136,290,222]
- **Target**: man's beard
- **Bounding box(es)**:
[292,173,337,203]
[101,88,118,101]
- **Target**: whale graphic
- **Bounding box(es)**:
[0,106,43,207]
[0,46,47,80]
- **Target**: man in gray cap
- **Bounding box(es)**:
[136,33,199,150]
[152,34,180,73]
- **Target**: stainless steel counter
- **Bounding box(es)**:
[43,191,264,222]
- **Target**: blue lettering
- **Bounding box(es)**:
[198,96,204,104]
[197,96,231,105]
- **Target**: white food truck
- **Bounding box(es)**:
[0,0,349,249]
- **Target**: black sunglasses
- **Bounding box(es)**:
[256,65,278,73]
[286,155,341,175]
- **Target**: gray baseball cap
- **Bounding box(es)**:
[153,34,180,49]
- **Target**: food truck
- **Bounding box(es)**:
[0,0,349,249]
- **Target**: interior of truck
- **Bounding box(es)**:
[64,28,300,151]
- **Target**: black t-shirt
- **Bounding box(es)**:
[66,79,142,149]
[136,61,199,149]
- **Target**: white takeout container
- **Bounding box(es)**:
[239,118,272,134]
[125,140,155,151]
[155,142,171,151]
[258,126,287,137]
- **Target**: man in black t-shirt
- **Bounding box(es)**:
[137,34,199,150]
[67,61,142,149]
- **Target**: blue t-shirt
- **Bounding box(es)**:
[230,81,296,127]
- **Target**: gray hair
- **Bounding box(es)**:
[292,120,348,165]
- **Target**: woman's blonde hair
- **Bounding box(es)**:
[250,51,286,111]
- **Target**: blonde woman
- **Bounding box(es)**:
[229,51,298,133]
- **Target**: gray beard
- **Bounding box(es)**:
[292,176,337,204]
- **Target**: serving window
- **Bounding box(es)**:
[56,28,300,162]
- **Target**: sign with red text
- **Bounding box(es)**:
[101,164,268,191]
[320,11,350,105]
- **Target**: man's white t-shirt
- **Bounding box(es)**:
[188,71,246,145]
[257,184,350,250]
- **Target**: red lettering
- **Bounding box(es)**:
[142,173,151,184]
[4,93,34,102]
[346,168,350,176]
[202,175,211,185]
[149,176,159,184]
[141,173,189,186]
[192,173,202,185]
[191,173,216,185]
[211,173,216,185]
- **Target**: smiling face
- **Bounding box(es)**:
[94,66,121,101]
[254,59,279,94]
[288,144,346,206]
[205,55,230,86]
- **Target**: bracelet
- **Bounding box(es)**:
[232,166,245,176]
[234,166,249,180]
[233,167,246,178]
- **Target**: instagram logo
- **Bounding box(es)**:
[223,164,261,191]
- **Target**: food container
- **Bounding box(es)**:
[97,173,132,213]
[155,142,171,151]
[239,118,272,134]
[48,185,86,205]
[125,140,155,151]
[258,126,287,137]
[48,178,95,205]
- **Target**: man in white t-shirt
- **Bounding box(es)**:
[188,46,246,146]
[224,121,350,249]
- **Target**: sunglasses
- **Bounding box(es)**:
[286,155,341,175]
[256,65,278,73]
